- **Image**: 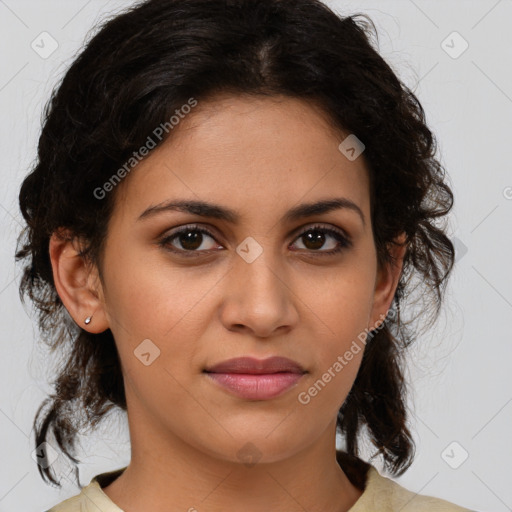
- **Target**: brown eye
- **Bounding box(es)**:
[291,225,351,255]
[160,225,220,256]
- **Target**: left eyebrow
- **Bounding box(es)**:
[282,198,365,227]
[137,197,365,226]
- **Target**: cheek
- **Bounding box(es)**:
[103,247,202,336]
[304,262,375,339]
[103,259,209,420]
[102,251,224,377]
[297,270,373,411]
[299,314,367,420]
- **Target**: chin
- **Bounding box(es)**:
[197,429,308,466]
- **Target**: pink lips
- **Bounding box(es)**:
[204,356,306,400]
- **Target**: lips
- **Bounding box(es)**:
[204,356,306,375]
[203,356,307,400]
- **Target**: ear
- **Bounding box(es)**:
[368,232,407,330]
[49,229,109,333]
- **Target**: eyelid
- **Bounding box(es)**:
[159,224,222,253]
[162,221,351,241]
[292,222,351,241]
[291,223,352,254]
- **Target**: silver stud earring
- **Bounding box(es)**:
[84,316,92,325]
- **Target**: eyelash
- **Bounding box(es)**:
[159,223,352,258]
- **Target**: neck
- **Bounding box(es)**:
[102,393,366,512]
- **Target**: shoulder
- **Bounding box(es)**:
[44,467,126,512]
[351,465,474,512]
[44,492,82,512]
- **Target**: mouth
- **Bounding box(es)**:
[204,356,306,374]
[203,356,307,400]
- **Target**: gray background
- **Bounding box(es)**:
[0,0,510,510]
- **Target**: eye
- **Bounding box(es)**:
[290,224,352,255]
[159,225,221,257]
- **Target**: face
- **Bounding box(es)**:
[84,94,400,464]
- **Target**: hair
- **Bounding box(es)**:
[16,0,455,489]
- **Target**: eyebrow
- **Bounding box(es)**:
[138,197,365,226]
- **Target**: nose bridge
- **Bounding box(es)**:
[220,235,297,334]
[234,234,286,302]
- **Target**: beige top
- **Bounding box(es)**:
[45,465,473,511]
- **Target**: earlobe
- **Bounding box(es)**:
[368,232,407,331]
[49,230,109,333]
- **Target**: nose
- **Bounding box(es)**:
[218,246,299,338]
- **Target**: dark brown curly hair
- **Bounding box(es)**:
[16,0,455,489]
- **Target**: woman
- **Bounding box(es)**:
[17,0,473,510]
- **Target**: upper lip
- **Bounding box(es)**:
[204,356,306,374]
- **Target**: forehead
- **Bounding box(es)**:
[113,94,371,226]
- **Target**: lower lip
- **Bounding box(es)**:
[205,372,304,400]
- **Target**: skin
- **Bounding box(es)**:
[50,94,406,512]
